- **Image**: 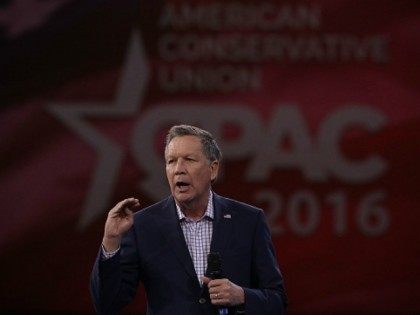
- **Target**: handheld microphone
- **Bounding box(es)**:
[206,252,228,315]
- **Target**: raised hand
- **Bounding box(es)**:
[102,198,140,252]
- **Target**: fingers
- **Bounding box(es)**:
[207,278,228,290]
[201,276,211,285]
[209,292,226,305]
[110,198,140,217]
[207,279,229,305]
[207,278,244,306]
[118,198,140,210]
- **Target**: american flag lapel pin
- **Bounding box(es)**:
[223,214,231,219]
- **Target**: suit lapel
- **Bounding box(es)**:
[153,194,234,288]
[210,193,233,259]
[154,197,199,287]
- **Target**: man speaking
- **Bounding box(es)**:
[90,125,287,314]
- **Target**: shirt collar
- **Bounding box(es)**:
[176,191,214,222]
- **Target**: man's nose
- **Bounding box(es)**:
[174,160,186,174]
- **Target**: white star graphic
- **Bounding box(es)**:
[48,31,149,229]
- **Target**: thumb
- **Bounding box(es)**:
[201,276,211,285]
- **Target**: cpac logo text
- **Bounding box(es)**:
[132,104,387,200]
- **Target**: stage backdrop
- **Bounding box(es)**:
[1,0,419,314]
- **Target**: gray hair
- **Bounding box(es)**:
[165,125,222,162]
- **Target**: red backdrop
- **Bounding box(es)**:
[1,0,419,314]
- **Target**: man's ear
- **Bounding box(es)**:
[210,160,220,183]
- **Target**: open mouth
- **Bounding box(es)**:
[176,181,190,191]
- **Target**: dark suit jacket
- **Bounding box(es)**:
[90,193,287,315]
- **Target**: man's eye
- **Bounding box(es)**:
[167,160,174,164]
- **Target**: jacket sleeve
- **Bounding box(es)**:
[242,210,288,314]
[90,227,141,315]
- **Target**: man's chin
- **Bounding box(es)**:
[173,192,193,205]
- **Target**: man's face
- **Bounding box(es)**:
[165,135,219,209]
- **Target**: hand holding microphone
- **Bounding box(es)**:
[202,253,245,312]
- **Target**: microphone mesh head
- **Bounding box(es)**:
[206,252,222,278]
